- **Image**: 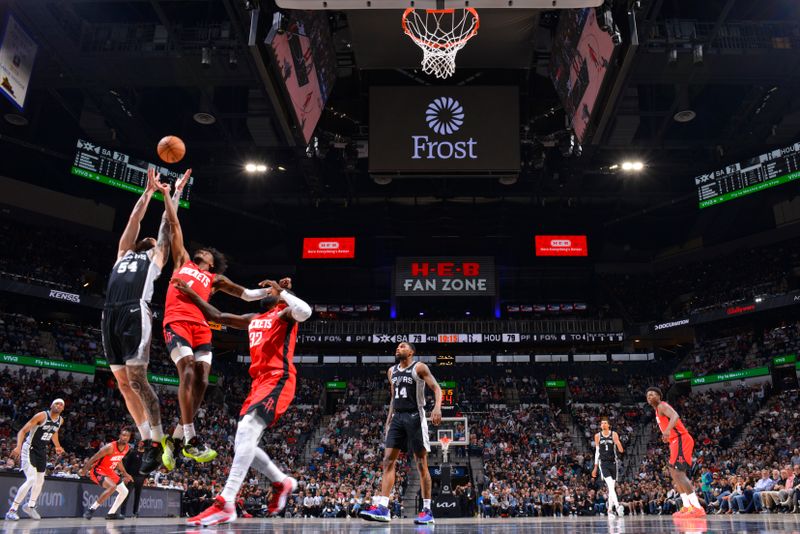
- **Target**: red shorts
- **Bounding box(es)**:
[90,465,120,486]
[164,321,213,353]
[240,370,296,426]
[668,433,694,471]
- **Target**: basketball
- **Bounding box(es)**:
[157,135,186,164]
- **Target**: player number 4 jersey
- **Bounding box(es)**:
[163,260,215,326]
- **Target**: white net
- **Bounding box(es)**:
[402,8,479,79]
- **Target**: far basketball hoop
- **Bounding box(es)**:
[402,8,479,79]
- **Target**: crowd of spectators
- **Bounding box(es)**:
[0,310,176,375]
[0,218,114,296]
[684,321,800,377]
[603,237,799,322]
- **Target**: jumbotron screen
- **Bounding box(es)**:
[71,139,193,208]
[549,8,617,144]
[695,142,800,209]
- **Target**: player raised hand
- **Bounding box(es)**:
[175,168,192,193]
[258,277,292,290]
[146,167,161,193]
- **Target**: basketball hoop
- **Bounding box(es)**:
[402,8,479,79]
[439,435,452,463]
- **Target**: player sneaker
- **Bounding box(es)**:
[187,496,237,527]
[414,508,435,525]
[140,439,163,474]
[683,506,707,518]
[4,510,19,521]
[21,504,41,519]
[267,476,298,516]
[105,512,125,520]
[616,504,626,517]
[673,506,692,517]
[83,508,96,520]
[182,437,217,463]
[359,505,391,522]
[161,436,177,471]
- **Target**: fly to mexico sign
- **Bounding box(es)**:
[395,257,495,296]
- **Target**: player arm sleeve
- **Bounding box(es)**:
[241,288,268,301]
[594,441,600,465]
[280,290,312,322]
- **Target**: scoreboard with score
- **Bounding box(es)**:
[439,380,458,406]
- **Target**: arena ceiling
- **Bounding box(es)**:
[1,0,800,254]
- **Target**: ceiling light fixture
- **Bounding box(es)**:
[620,161,645,172]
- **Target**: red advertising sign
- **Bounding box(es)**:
[302,237,356,259]
[535,235,588,257]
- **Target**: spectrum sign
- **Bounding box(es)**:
[535,235,588,257]
[302,237,356,259]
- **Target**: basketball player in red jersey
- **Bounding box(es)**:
[171,277,311,526]
[80,428,134,520]
[646,387,705,518]
[161,204,279,468]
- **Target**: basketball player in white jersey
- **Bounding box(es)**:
[592,417,625,517]
[360,342,442,524]
[5,399,65,520]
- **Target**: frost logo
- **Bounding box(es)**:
[551,239,572,247]
[426,97,464,135]
[318,241,340,249]
[412,97,477,160]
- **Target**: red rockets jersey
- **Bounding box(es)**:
[164,261,215,326]
[98,441,130,472]
[247,305,297,380]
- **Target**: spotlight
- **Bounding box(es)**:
[256,164,268,172]
[620,161,645,172]
[277,165,287,171]
[245,163,257,172]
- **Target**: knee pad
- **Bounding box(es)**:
[170,346,194,365]
[194,350,213,366]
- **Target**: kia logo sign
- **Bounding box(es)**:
[435,501,457,508]
[302,237,355,259]
[535,235,588,257]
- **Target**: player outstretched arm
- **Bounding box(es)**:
[149,167,190,269]
[656,402,680,442]
[415,363,443,425]
[613,431,624,454]
[164,170,192,269]
[260,280,312,323]
[9,412,46,459]
[80,444,112,476]
[117,171,158,260]
[213,275,293,302]
[171,279,255,330]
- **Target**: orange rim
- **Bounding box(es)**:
[402,7,479,50]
